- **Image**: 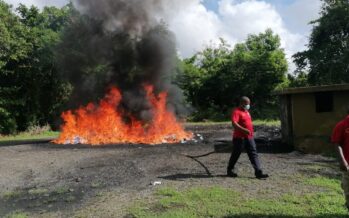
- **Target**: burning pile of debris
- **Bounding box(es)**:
[54,0,194,145]
[54,86,194,145]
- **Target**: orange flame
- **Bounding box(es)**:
[53,85,193,145]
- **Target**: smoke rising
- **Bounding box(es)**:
[74,0,162,35]
[58,0,187,122]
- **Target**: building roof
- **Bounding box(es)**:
[275,84,349,95]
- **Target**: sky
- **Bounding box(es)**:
[4,0,323,72]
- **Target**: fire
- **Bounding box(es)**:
[53,85,193,145]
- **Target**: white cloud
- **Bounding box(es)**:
[159,0,226,57]
[160,0,309,72]
[219,0,282,40]
[216,0,306,72]
[280,0,322,34]
[4,0,67,8]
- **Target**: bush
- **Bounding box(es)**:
[0,107,17,135]
[25,123,51,135]
[189,104,229,122]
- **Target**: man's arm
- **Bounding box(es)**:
[337,145,349,171]
[232,121,250,135]
[332,121,347,170]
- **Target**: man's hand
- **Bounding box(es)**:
[338,146,349,171]
[243,129,251,135]
[340,162,348,171]
[232,121,251,136]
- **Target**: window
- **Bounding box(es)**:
[315,92,333,113]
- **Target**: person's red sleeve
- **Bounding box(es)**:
[231,109,240,123]
[331,122,344,145]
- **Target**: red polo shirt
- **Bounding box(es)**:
[231,107,254,139]
[332,115,349,163]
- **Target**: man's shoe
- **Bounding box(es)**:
[255,171,269,179]
[227,169,238,178]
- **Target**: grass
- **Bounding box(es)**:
[253,119,281,127]
[186,119,280,127]
[28,188,49,196]
[304,176,343,193]
[129,176,348,218]
[186,121,231,126]
[0,131,59,143]
[54,186,70,195]
[91,182,103,189]
[5,212,28,218]
[3,190,23,199]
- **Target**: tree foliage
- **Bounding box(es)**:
[177,29,288,120]
[287,72,309,88]
[293,0,349,85]
[0,1,71,134]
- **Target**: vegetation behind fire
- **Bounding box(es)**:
[0,0,348,134]
[176,31,288,121]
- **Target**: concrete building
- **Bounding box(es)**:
[276,84,349,153]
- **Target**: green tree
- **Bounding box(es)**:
[176,39,234,120]
[177,29,288,121]
[231,29,288,118]
[0,1,30,133]
[0,1,71,134]
[287,72,309,88]
[15,4,72,130]
[293,0,349,85]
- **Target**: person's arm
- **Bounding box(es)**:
[337,145,349,171]
[332,122,347,170]
[232,121,250,135]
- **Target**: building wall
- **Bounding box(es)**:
[291,91,349,152]
[280,95,293,146]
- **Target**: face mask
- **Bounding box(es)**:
[244,105,251,110]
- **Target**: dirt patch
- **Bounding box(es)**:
[0,125,338,217]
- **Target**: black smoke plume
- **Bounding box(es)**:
[57,0,185,122]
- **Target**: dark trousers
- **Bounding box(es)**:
[227,137,262,173]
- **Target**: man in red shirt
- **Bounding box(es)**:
[331,109,349,210]
[227,96,269,179]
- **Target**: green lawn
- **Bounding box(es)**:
[5,212,28,218]
[0,131,59,143]
[187,120,280,127]
[186,121,231,126]
[253,119,281,127]
[129,176,347,218]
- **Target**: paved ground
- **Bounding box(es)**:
[0,124,340,217]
